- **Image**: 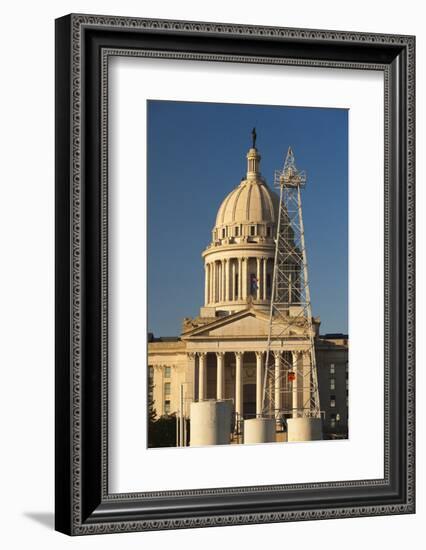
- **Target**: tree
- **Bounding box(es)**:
[147,370,177,447]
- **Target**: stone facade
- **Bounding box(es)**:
[148,331,348,439]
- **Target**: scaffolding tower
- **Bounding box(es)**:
[261,147,321,422]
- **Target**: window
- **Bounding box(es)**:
[250,225,256,236]
[222,227,226,238]
[148,365,154,379]
[164,382,171,396]
[330,413,336,428]
[329,363,335,375]
[330,378,336,390]
[330,395,336,408]
[235,226,239,237]
[266,226,271,237]
[346,379,349,390]
[164,366,171,378]
[164,400,171,414]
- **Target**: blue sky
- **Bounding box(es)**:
[147,100,348,336]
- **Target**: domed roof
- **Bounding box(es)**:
[214,146,279,228]
[216,179,279,226]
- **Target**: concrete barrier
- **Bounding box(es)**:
[190,400,233,447]
[244,417,276,444]
[287,417,323,442]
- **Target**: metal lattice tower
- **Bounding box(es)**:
[261,147,321,421]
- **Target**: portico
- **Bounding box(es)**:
[181,304,315,425]
[185,346,313,423]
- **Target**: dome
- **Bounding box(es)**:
[214,146,279,233]
[215,178,279,227]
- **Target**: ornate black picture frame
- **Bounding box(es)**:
[55,13,415,535]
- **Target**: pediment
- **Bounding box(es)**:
[208,311,269,338]
[182,308,307,339]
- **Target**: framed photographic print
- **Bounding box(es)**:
[55,14,415,535]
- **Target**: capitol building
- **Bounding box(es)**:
[148,139,348,445]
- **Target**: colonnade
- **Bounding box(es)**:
[190,350,311,422]
[204,257,271,305]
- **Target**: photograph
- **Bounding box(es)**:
[147,100,349,448]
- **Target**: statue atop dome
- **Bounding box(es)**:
[251,127,257,149]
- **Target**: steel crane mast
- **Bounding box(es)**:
[262,147,321,422]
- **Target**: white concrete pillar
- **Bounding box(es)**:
[274,351,281,414]
[287,417,322,442]
[190,401,233,446]
[256,257,261,301]
[238,257,242,300]
[255,351,264,416]
[216,352,225,400]
[244,418,276,444]
[263,258,267,300]
[292,351,299,418]
[235,352,243,425]
[198,352,207,401]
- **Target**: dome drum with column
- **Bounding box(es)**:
[202,145,281,315]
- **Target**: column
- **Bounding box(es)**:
[222,260,226,302]
[235,352,244,427]
[238,258,242,300]
[263,258,267,300]
[302,351,312,414]
[274,351,281,415]
[256,257,261,301]
[225,259,230,301]
[216,261,220,302]
[292,351,299,418]
[198,352,207,401]
[255,351,264,416]
[232,260,236,301]
[209,263,212,304]
[204,263,209,305]
[186,352,196,411]
[216,352,225,400]
[218,262,221,303]
[212,262,216,303]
